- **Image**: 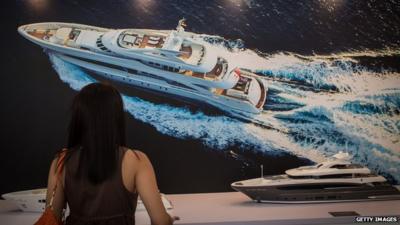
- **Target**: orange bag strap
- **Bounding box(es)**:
[48,149,67,209]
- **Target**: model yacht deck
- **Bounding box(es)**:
[232,152,400,203]
[18,20,266,115]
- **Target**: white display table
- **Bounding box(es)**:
[1,192,399,225]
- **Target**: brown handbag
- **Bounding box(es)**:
[34,149,67,225]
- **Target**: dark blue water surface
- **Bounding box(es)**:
[1,0,399,195]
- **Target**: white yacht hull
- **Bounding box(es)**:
[232,177,400,203]
[57,53,260,115]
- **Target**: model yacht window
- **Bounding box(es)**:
[330,164,363,169]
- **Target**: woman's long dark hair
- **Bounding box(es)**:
[67,82,126,184]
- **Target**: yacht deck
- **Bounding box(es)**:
[181,57,227,80]
[27,29,56,41]
[118,31,166,49]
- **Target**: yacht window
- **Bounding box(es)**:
[278,183,359,190]
[318,174,355,179]
[127,69,138,74]
[373,182,389,186]
[167,81,193,89]
[288,175,314,179]
[70,56,122,70]
[351,164,363,168]
[331,164,347,169]
[194,84,210,90]
[331,164,363,169]
[233,76,251,93]
[354,173,377,178]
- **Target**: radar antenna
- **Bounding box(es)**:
[176,18,187,32]
[260,164,264,180]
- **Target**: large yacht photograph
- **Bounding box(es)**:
[18,20,267,116]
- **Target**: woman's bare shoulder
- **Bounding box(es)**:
[50,148,68,168]
[123,148,149,163]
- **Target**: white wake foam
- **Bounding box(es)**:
[48,52,325,162]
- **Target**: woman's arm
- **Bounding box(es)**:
[45,157,66,221]
[135,152,175,225]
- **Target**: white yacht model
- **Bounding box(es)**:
[18,19,267,115]
[232,152,400,203]
[2,188,172,212]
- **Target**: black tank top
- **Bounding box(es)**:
[64,147,138,225]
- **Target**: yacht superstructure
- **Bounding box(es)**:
[232,152,400,203]
[18,20,267,115]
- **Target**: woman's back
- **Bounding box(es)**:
[43,83,174,225]
[64,147,138,224]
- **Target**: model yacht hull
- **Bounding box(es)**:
[232,177,400,203]
[233,153,400,203]
[18,22,267,116]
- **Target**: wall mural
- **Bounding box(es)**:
[5,0,399,195]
